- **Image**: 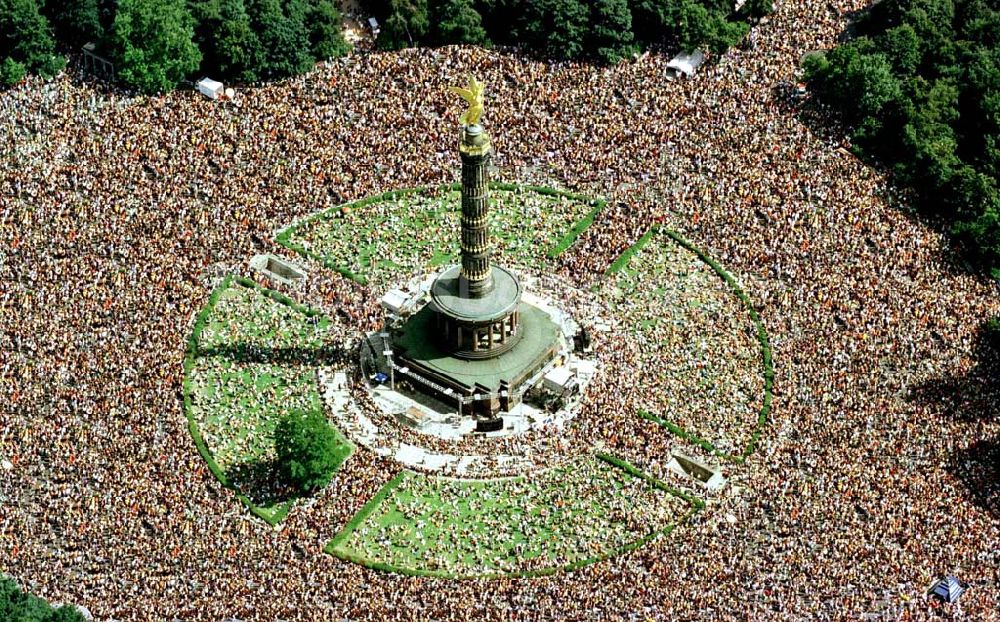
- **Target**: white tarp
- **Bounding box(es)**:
[543,366,574,394]
[380,289,409,314]
[666,50,706,79]
[930,576,967,603]
[196,77,224,100]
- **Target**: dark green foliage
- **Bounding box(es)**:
[669,0,750,55]
[377,0,430,49]
[213,0,264,81]
[430,0,489,47]
[188,0,223,74]
[188,0,263,81]
[0,0,65,83]
[275,408,346,493]
[42,0,103,49]
[629,0,749,53]
[5,0,752,89]
[245,0,313,78]
[0,577,86,622]
[878,24,922,74]
[515,0,591,60]
[954,207,1000,271]
[739,0,774,19]
[47,606,88,622]
[111,0,202,93]
[0,57,27,87]
[305,0,351,60]
[589,0,636,63]
[371,0,752,63]
[629,0,674,44]
[185,0,344,82]
[805,0,1000,275]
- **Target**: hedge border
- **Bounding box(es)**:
[605,226,658,275]
[275,182,605,285]
[183,275,354,526]
[607,224,775,464]
[324,454,703,580]
[326,470,409,554]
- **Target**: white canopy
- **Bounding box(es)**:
[196,77,224,100]
[930,576,966,603]
[666,50,706,79]
[380,289,409,314]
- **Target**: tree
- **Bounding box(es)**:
[516,0,590,60]
[944,165,997,221]
[475,0,517,42]
[0,0,65,80]
[628,0,673,45]
[740,0,774,19]
[274,408,346,493]
[47,605,88,622]
[703,16,749,56]
[110,0,201,93]
[377,0,430,50]
[954,207,1000,273]
[0,577,85,622]
[846,53,903,119]
[0,57,27,87]
[246,0,313,78]
[431,0,489,47]
[877,24,922,74]
[199,0,264,81]
[673,0,713,53]
[305,0,351,60]
[188,0,223,74]
[0,578,21,620]
[804,0,1000,276]
[41,0,103,49]
[589,0,635,64]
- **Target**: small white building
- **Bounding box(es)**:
[543,366,575,395]
[196,77,224,100]
[667,451,727,490]
[666,50,706,80]
[380,289,410,315]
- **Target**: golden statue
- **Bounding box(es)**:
[448,75,485,127]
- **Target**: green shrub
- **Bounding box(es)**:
[275,407,348,493]
[0,57,27,86]
[0,577,86,622]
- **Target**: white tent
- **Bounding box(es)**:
[666,50,706,80]
[196,77,224,100]
[543,366,574,395]
[380,289,409,315]
[929,576,967,603]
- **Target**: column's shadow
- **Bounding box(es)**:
[907,319,1000,518]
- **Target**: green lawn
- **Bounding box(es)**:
[327,455,694,578]
[277,184,603,286]
[605,226,771,459]
[185,277,353,523]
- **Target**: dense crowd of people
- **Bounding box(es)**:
[2,0,999,617]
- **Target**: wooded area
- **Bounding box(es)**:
[805,0,1000,276]
[1,576,86,622]
[1,0,350,92]
[370,0,772,61]
[1,0,771,92]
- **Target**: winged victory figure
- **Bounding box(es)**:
[448,75,485,127]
